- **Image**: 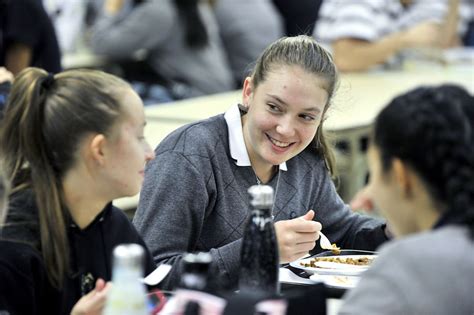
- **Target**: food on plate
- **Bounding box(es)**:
[330,243,341,255]
[300,256,373,268]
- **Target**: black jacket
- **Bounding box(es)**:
[0,0,62,73]
[0,190,156,315]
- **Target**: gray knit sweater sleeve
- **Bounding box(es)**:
[303,154,386,251]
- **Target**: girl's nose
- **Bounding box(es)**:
[144,143,155,161]
[275,117,295,137]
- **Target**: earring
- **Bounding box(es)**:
[238,103,249,112]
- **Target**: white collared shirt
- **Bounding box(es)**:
[224,104,287,171]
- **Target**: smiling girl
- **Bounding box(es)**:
[134,35,389,289]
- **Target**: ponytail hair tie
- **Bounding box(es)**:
[41,73,55,90]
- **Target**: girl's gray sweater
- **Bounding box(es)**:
[133,114,387,289]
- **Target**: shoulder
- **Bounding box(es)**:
[281,148,335,199]
[156,114,228,157]
[288,147,327,175]
[365,226,474,283]
[0,240,60,315]
[104,204,135,228]
[103,205,145,241]
[341,226,474,314]
[1,189,40,247]
[102,206,154,271]
[378,226,473,261]
[0,241,44,281]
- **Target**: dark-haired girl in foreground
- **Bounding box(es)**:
[0,67,156,314]
[340,85,474,314]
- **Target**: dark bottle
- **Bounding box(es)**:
[239,185,280,294]
[179,252,212,292]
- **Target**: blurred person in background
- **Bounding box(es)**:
[272,0,323,36]
[213,0,283,85]
[42,0,88,54]
[0,67,156,314]
[339,85,474,314]
[460,0,474,46]
[0,67,13,115]
[314,0,463,72]
[0,0,61,75]
[90,0,234,100]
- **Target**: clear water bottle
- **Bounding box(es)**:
[239,185,280,294]
[103,243,148,315]
[179,252,212,292]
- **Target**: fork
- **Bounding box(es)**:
[294,231,339,262]
[319,231,339,251]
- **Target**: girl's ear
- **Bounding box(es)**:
[392,158,413,198]
[89,134,107,166]
[242,77,253,108]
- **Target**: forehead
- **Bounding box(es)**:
[257,65,329,109]
[119,88,145,124]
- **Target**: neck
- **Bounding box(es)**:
[241,114,277,184]
[62,167,109,229]
[417,207,442,232]
[253,163,276,184]
[413,183,443,232]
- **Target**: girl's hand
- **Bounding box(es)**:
[70,279,112,315]
[104,0,125,15]
[350,185,375,212]
[274,210,322,263]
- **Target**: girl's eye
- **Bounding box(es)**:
[300,114,316,122]
[267,104,281,112]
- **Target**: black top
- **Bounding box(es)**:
[0,0,61,73]
[0,240,61,315]
[0,190,156,315]
[271,0,323,36]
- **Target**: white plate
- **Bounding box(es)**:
[310,274,360,289]
[290,254,376,276]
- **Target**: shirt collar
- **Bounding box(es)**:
[224,103,287,171]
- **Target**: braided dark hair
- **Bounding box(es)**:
[373,84,474,238]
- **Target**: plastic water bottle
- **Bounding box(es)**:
[239,185,280,294]
[103,244,148,315]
